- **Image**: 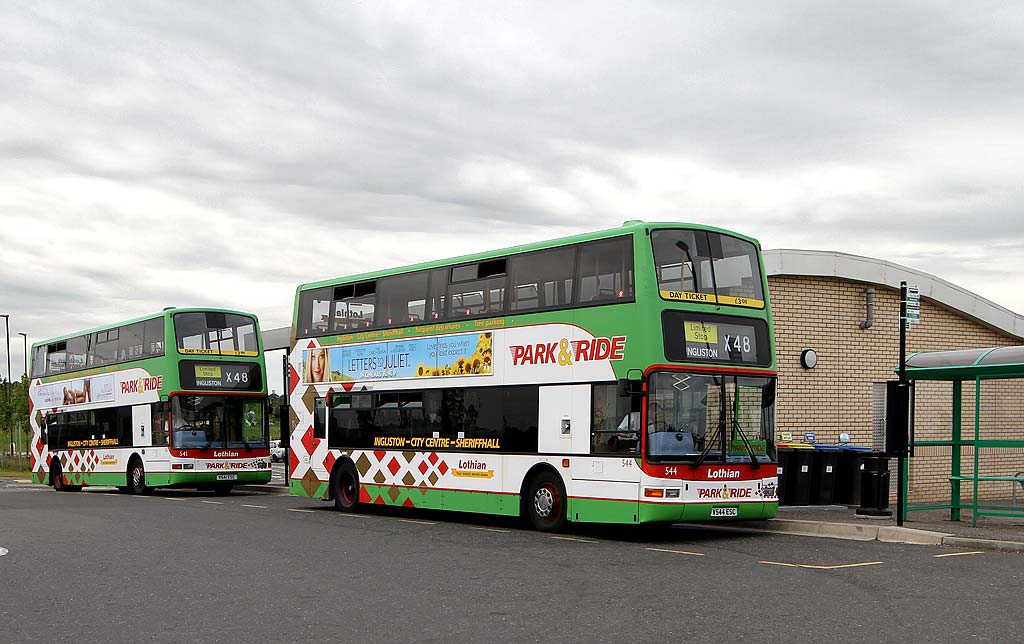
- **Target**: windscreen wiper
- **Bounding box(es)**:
[730,420,762,469]
[690,416,725,470]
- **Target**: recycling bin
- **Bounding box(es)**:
[777,444,814,506]
[834,446,872,505]
[811,445,842,505]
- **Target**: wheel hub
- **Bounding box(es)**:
[534,487,554,517]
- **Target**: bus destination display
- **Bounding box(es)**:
[179,361,263,391]
[662,311,770,366]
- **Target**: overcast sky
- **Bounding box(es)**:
[2,1,1023,392]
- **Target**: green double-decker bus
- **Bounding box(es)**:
[29,308,272,495]
[287,221,778,530]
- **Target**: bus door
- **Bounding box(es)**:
[133,404,169,481]
[133,405,153,448]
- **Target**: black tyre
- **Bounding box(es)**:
[51,461,65,491]
[212,483,233,496]
[333,462,359,512]
[127,459,149,495]
[526,470,567,532]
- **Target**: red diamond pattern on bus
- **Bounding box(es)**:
[300,426,316,456]
[288,364,300,395]
[374,450,387,461]
[438,461,449,476]
[324,451,336,474]
[418,460,429,475]
[387,457,402,476]
[428,452,438,465]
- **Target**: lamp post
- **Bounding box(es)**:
[0,314,9,398]
[17,333,27,379]
[1,314,8,465]
[17,332,27,468]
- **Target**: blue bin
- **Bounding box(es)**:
[835,446,872,505]
[811,445,844,505]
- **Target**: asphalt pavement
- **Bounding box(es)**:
[2,477,1022,643]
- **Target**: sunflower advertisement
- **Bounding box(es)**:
[303,332,493,383]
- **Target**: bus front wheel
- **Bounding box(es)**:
[333,462,359,512]
[127,459,150,495]
[526,471,566,532]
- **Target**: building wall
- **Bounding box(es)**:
[769,275,1023,504]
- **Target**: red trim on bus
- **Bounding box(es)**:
[641,463,777,480]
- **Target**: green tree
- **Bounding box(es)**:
[0,375,31,471]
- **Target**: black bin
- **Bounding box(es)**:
[834,447,871,506]
[856,453,893,517]
[780,448,813,506]
[811,446,841,505]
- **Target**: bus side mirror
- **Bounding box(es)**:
[617,378,643,398]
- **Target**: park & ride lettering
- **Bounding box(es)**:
[509,336,626,367]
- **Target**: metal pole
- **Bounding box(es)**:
[1,315,9,467]
[897,282,907,527]
[18,332,27,472]
[18,333,27,379]
[281,354,290,488]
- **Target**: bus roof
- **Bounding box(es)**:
[31,307,261,348]
[295,219,762,294]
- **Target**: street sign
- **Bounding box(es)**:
[905,285,921,324]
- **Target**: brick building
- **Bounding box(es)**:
[765,250,1024,503]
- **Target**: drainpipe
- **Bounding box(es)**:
[859,288,875,329]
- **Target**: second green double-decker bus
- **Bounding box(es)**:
[287,221,778,530]
[28,308,272,495]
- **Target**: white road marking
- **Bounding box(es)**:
[398,518,436,525]
[646,547,705,557]
[551,536,599,544]
[471,526,511,533]
[240,504,267,509]
[760,560,883,570]
[201,500,224,505]
[287,508,315,513]
[934,551,984,558]
[0,547,8,557]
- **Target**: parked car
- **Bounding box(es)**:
[270,439,285,463]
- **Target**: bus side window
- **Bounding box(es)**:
[313,397,326,439]
[590,383,635,454]
[152,402,170,447]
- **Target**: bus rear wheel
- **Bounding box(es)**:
[127,459,150,495]
[526,471,566,532]
[51,462,81,492]
[333,462,359,512]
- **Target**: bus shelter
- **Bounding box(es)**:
[903,346,1024,527]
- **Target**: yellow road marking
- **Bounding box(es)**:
[471,526,511,533]
[240,504,267,509]
[398,518,436,525]
[934,551,984,558]
[201,500,223,505]
[287,508,315,513]
[646,547,705,557]
[759,560,883,570]
[551,536,599,543]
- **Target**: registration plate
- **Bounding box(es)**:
[711,507,738,518]
[216,474,238,481]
